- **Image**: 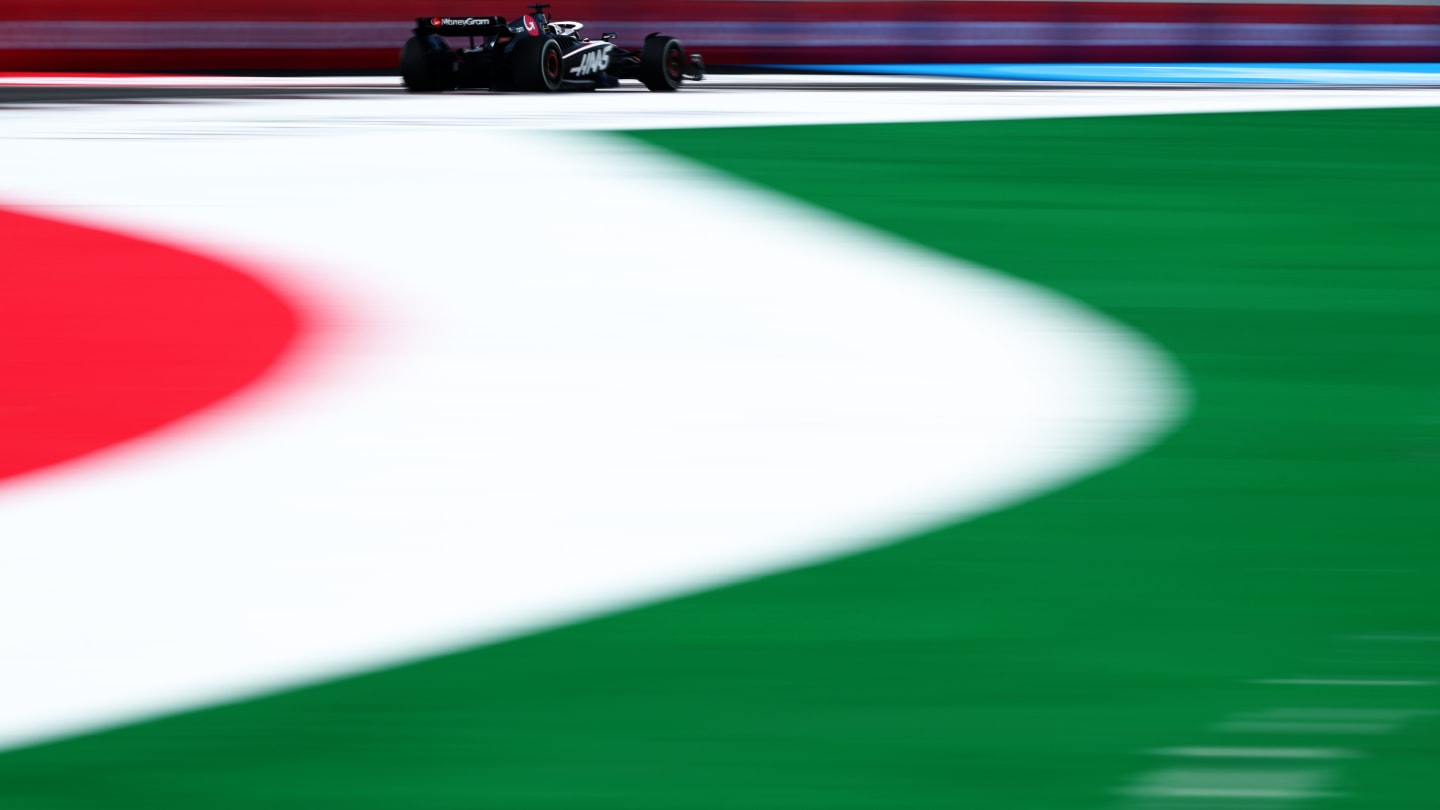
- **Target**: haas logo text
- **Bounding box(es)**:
[569,48,611,77]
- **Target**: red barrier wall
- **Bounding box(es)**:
[3,1,1439,71]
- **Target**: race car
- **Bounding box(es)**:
[400,4,704,92]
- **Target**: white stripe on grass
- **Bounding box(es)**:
[1152,748,1360,759]
[1256,679,1436,686]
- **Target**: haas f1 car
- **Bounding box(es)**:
[401,4,704,92]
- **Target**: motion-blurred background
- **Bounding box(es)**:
[4,0,1440,72]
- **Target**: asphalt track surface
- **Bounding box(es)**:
[0,73,996,102]
[0,77,1155,105]
[6,69,1440,105]
[8,73,1440,135]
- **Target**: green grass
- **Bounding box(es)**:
[3,107,1439,809]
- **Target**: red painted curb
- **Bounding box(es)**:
[0,207,306,482]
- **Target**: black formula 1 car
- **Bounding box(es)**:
[400,3,704,92]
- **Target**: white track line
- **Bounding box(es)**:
[5,84,1440,132]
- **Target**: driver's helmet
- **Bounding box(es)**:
[546,20,584,38]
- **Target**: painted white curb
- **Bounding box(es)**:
[0,94,1190,750]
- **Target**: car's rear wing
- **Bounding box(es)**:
[414,16,509,36]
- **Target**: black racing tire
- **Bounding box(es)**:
[400,35,456,92]
[511,35,564,92]
[639,36,685,92]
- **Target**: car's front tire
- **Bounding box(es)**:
[511,36,564,92]
[639,36,685,92]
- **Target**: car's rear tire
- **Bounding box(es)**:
[639,36,685,92]
[400,35,456,92]
[511,36,564,92]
